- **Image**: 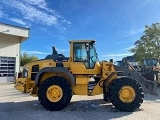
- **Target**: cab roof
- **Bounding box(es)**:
[69,40,96,44]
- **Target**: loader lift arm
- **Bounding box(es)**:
[114,60,158,96]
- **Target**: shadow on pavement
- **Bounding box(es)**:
[0,99,143,120]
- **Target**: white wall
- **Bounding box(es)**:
[0,23,29,41]
[0,34,20,73]
[0,23,29,82]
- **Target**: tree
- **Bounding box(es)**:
[130,23,160,61]
[20,52,39,66]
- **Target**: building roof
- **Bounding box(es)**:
[0,22,29,42]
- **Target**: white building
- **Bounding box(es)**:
[0,23,29,82]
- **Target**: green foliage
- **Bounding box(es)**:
[20,52,39,66]
[130,23,160,61]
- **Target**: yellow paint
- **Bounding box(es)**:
[91,84,103,95]
[46,85,63,102]
[15,78,35,93]
[119,86,136,103]
[15,60,118,97]
[73,84,88,95]
[73,77,89,95]
[14,83,25,93]
[70,62,89,74]
[91,62,118,96]
[89,62,101,74]
[91,74,117,96]
[15,40,121,99]
[76,77,89,84]
[14,78,26,93]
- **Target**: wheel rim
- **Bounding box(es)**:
[119,86,136,103]
[46,85,63,102]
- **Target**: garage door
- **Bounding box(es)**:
[0,57,15,82]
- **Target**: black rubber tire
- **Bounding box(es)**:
[38,76,72,111]
[108,77,144,112]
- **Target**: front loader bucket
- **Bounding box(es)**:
[114,64,158,96]
[136,72,158,96]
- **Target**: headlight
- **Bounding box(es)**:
[22,66,29,78]
[24,70,28,78]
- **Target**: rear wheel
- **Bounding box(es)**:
[38,76,72,111]
[108,77,144,112]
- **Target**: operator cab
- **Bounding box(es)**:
[70,40,99,69]
[142,58,159,67]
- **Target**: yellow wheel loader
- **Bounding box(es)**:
[15,40,158,112]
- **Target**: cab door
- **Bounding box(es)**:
[70,42,89,74]
[70,42,101,75]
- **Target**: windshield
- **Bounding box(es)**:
[144,59,158,66]
[73,42,99,69]
[73,43,88,62]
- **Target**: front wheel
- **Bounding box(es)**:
[38,76,72,111]
[108,77,144,112]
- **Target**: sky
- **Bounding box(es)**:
[0,0,160,61]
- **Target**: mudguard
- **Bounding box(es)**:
[34,67,75,87]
